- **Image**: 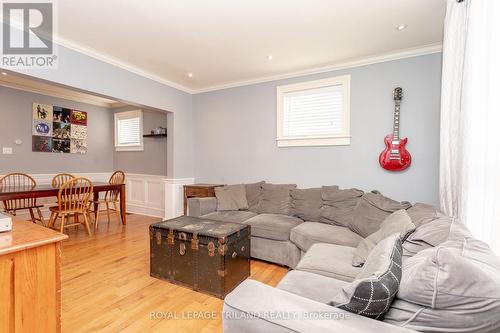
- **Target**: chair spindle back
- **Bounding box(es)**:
[52,173,75,188]
[0,173,38,211]
[58,177,93,212]
[105,171,125,201]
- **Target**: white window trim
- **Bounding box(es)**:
[114,110,144,151]
[276,75,351,147]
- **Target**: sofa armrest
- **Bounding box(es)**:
[187,197,217,217]
[223,279,417,333]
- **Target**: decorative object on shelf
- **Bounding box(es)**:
[154,126,167,135]
[144,126,167,138]
[379,87,412,171]
[32,103,88,154]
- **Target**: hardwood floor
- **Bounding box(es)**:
[61,214,289,333]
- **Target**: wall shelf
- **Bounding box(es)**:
[143,134,167,138]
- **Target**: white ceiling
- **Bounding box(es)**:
[55,0,446,92]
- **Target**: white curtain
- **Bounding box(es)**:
[440,0,500,254]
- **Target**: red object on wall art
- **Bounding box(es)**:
[379,87,412,171]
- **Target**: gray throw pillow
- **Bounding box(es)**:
[406,202,445,227]
[320,187,363,227]
[291,188,322,222]
[385,222,500,333]
[257,183,297,215]
[352,209,415,267]
[215,184,248,211]
[245,181,265,212]
[330,234,403,320]
[402,216,452,258]
[349,191,412,238]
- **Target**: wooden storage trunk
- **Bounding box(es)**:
[150,216,250,299]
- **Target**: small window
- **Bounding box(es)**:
[276,75,351,147]
[115,110,143,151]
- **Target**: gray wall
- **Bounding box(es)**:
[113,107,168,175]
[193,54,442,205]
[9,39,194,179]
[0,86,114,173]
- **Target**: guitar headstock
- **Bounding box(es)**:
[393,87,403,101]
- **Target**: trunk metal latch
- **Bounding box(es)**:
[208,242,215,257]
[191,234,199,250]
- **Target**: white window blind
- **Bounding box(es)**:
[277,75,350,147]
[117,117,140,145]
[114,110,143,151]
[282,85,343,137]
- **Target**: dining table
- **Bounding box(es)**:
[0,182,127,225]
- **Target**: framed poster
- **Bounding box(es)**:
[32,103,88,154]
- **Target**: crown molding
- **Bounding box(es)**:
[0,78,115,108]
[54,36,195,94]
[193,43,443,93]
[54,38,441,95]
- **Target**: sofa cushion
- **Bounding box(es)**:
[331,234,402,320]
[201,211,257,224]
[246,181,265,213]
[406,202,445,227]
[402,216,452,258]
[296,243,362,282]
[320,187,363,227]
[277,270,349,304]
[244,213,303,241]
[215,184,248,211]
[385,222,500,333]
[257,183,297,215]
[290,222,363,252]
[352,209,415,266]
[250,237,301,268]
[291,188,322,222]
[350,191,412,238]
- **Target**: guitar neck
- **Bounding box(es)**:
[392,100,401,141]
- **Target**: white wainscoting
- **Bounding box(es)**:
[125,173,168,218]
[1,172,194,220]
[164,178,195,220]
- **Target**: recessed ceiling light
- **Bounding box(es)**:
[397,25,407,31]
[1,72,7,76]
[268,55,273,61]
[188,73,193,78]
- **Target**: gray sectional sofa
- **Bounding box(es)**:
[188,182,409,269]
[187,182,500,333]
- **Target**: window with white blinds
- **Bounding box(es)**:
[277,75,350,147]
[114,110,144,151]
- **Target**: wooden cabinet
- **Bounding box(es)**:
[183,184,224,215]
[0,218,67,333]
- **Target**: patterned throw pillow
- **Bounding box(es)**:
[330,234,402,320]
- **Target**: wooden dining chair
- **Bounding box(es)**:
[0,173,45,225]
[90,171,125,229]
[52,173,75,188]
[47,177,93,236]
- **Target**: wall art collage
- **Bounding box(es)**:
[32,103,88,154]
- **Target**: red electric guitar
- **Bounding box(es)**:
[379,87,412,171]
